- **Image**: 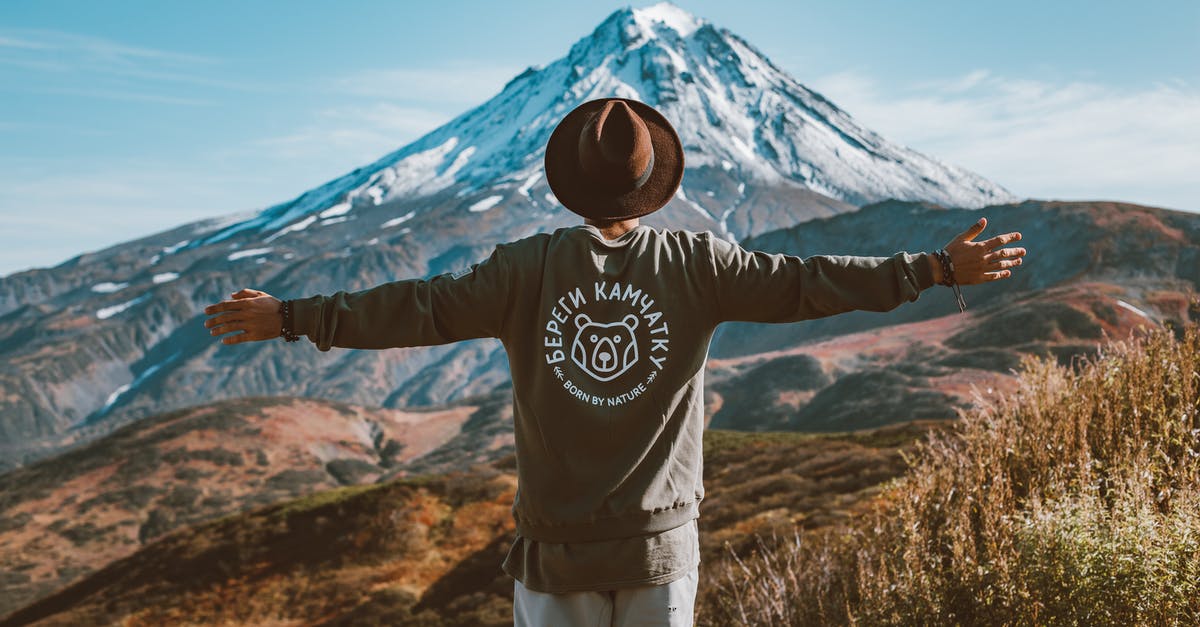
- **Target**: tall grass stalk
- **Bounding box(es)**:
[704,324,1200,626]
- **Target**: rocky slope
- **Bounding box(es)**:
[711,199,1200,358]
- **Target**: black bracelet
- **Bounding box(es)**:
[279,300,300,342]
[934,249,967,313]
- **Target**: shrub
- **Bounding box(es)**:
[139,508,176,543]
[325,459,381,485]
[704,324,1200,626]
[57,522,105,546]
[78,485,162,513]
[162,447,244,467]
[265,469,329,494]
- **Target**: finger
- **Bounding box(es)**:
[203,301,244,315]
[209,321,244,336]
[955,217,987,242]
[988,258,1023,270]
[982,269,1013,281]
[982,247,1027,262]
[232,288,266,299]
[203,312,243,328]
[981,232,1022,250]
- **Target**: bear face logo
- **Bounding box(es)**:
[571,313,639,382]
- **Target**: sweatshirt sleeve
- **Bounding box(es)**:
[290,245,511,351]
[706,235,935,324]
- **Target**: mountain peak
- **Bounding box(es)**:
[630,2,704,38]
[579,3,706,57]
[196,2,1015,246]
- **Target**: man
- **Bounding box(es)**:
[203,98,1026,626]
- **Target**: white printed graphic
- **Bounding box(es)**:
[571,313,639,382]
[543,281,671,407]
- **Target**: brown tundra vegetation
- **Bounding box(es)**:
[704,323,1200,626]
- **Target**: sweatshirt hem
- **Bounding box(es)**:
[515,500,700,543]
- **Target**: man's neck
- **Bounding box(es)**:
[584,218,641,241]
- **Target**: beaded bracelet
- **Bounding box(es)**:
[935,249,967,313]
[279,300,300,342]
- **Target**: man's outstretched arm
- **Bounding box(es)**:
[203,246,512,350]
[709,216,1026,324]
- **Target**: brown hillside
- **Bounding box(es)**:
[1,424,938,626]
[707,279,1192,432]
[0,396,483,618]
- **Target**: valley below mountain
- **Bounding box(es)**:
[0,400,938,625]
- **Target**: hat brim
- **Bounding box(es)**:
[544,98,684,221]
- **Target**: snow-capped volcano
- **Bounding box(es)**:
[202,2,1014,246]
[0,2,1027,463]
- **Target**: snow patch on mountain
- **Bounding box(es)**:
[319,202,351,218]
[101,384,131,413]
[265,215,318,243]
[382,211,416,228]
[91,282,128,294]
[633,2,702,37]
[675,187,714,220]
[518,171,542,198]
[96,351,180,417]
[227,248,273,261]
[468,195,504,213]
[96,294,149,320]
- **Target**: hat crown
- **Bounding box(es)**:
[577,101,655,193]
[543,97,683,221]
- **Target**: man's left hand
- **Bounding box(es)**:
[934,217,1026,285]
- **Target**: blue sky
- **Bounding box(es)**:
[1,0,1197,276]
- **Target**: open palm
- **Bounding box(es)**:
[942,217,1026,285]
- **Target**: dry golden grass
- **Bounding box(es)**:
[703,323,1200,626]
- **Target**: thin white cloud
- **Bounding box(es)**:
[0,28,217,65]
[246,64,520,163]
[0,28,242,101]
[808,70,1200,211]
[23,85,214,106]
[0,35,51,50]
[250,103,451,160]
[336,64,520,104]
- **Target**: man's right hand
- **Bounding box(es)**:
[203,288,283,345]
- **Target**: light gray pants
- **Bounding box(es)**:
[513,566,699,627]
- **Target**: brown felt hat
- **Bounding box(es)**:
[545,98,684,221]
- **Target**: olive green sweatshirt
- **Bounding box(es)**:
[292,225,934,546]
